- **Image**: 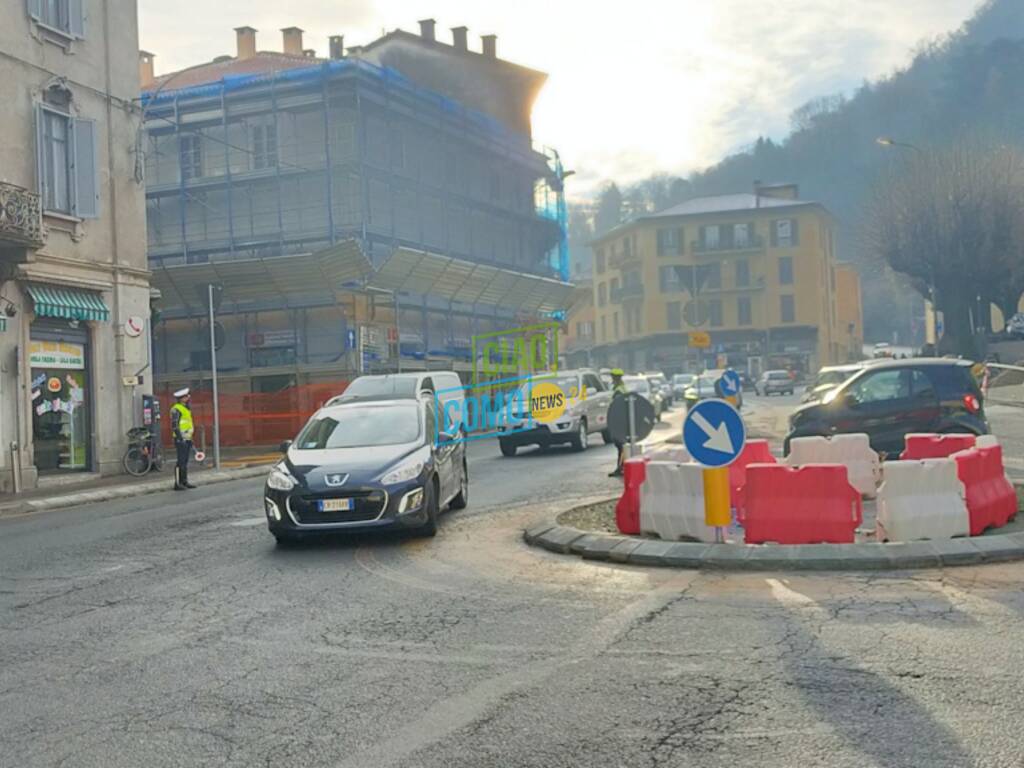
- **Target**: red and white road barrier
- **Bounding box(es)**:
[639,461,715,542]
[877,459,969,542]
[786,434,880,498]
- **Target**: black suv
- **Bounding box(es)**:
[785,359,988,456]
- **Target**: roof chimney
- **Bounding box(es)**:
[481,34,497,58]
[234,26,257,60]
[329,35,345,59]
[139,50,155,89]
[281,26,304,56]
[419,18,436,42]
[451,26,468,51]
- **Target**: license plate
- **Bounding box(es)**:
[318,498,354,512]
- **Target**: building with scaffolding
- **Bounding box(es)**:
[142,21,571,446]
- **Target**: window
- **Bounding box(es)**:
[598,282,607,307]
[613,312,619,339]
[709,299,723,327]
[584,373,603,393]
[737,296,752,326]
[610,277,620,299]
[596,248,606,273]
[657,227,683,256]
[778,256,794,285]
[696,263,721,291]
[851,370,908,404]
[624,269,642,288]
[910,369,936,399]
[702,225,720,249]
[180,135,202,181]
[659,266,682,292]
[29,0,85,38]
[600,315,607,341]
[773,218,799,247]
[780,294,795,323]
[734,223,751,248]
[666,301,682,330]
[36,100,98,218]
[252,123,278,169]
[630,305,642,334]
[735,259,750,287]
[623,237,632,258]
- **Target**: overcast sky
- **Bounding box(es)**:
[139,0,982,198]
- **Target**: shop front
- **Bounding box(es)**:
[29,321,91,474]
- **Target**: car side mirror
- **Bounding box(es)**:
[279,439,292,453]
[437,429,458,446]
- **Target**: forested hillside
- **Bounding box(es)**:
[573,0,1024,342]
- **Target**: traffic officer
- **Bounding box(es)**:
[608,368,628,478]
[171,388,197,490]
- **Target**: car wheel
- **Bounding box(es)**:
[419,477,439,537]
[450,460,469,510]
[500,440,517,457]
[570,420,588,452]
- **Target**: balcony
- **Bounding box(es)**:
[611,283,644,303]
[0,181,45,250]
[691,234,765,254]
[609,250,642,270]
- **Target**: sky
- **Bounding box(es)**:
[139,0,983,198]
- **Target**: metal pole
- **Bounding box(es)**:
[208,284,221,469]
[627,394,638,458]
[394,292,402,374]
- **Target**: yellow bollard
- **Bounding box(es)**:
[703,466,732,528]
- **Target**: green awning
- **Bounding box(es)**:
[27,284,110,322]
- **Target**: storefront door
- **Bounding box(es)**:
[29,320,90,473]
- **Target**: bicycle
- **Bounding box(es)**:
[123,426,164,476]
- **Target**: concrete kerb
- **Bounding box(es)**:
[0,465,272,519]
[524,520,1024,570]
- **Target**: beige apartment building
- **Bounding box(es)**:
[588,183,862,376]
[0,0,151,491]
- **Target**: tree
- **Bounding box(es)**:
[865,138,1024,357]
[593,182,623,237]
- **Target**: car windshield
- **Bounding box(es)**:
[696,376,718,391]
[342,376,419,398]
[515,375,580,400]
[814,370,853,388]
[295,404,421,449]
[768,372,790,380]
[623,376,650,394]
[673,374,694,385]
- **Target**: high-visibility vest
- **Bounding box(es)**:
[172,402,194,439]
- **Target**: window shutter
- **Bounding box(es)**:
[677,227,684,253]
[69,0,85,37]
[791,218,799,245]
[27,0,41,21]
[72,118,100,218]
[35,105,48,206]
[770,221,778,247]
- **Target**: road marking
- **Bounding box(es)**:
[919,579,1020,623]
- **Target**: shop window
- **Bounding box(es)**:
[29,335,89,473]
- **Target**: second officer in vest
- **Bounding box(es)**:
[171,388,197,490]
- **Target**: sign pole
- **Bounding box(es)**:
[394,292,402,374]
[703,467,731,541]
[207,284,221,470]
[627,394,638,458]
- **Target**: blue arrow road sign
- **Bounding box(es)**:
[683,398,746,468]
[717,369,741,397]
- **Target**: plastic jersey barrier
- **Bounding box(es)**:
[742,464,862,545]
[728,439,776,517]
[952,446,1017,535]
[876,459,969,541]
[615,457,648,535]
[640,462,714,542]
[900,433,976,461]
[787,434,880,498]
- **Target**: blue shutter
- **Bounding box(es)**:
[27,0,41,21]
[68,0,85,37]
[35,104,48,208]
[72,118,99,218]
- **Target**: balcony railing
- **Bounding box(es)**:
[610,283,644,303]
[0,181,45,249]
[691,234,765,254]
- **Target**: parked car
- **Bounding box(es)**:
[264,395,468,545]
[801,363,867,404]
[683,374,719,410]
[756,370,795,396]
[672,373,695,399]
[739,372,756,392]
[785,358,988,456]
[328,371,466,431]
[497,369,612,456]
[1006,313,1024,338]
[623,374,663,420]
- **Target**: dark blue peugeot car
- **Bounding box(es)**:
[264,397,468,545]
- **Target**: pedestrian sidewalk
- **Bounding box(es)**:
[0,448,279,519]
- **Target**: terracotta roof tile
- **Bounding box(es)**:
[151,52,323,92]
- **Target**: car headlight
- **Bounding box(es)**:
[381,454,427,485]
[267,464,296,492]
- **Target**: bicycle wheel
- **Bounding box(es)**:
[123,446,152,476]
[150,444,164,472]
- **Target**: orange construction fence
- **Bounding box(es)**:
[156,381,350,448]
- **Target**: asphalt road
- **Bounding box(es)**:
[3,400,1024,767]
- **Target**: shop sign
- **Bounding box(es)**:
[29,341,85,370]
[247,330,298,348]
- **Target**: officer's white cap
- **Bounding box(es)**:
[174,387,190,398]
